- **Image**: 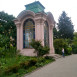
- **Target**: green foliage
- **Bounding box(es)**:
[0,34,17,58]
[30,39,50,57]
[0,34,10,48]
[4,58,38,74]
[54,39,68,54]
[20,58,37,69]
[58,11,74,39]
[44,56,54,60]
[67,47,72,55]
[0,11,16,47]
[72,45,77,54]
[29,58,38,66]
[54,38,73,55]
[35,57,46,67]
[20,61,30,69]
[53,26,59,39]
[39,46,50,56]
[73,32,77,45]
[0,47,17,58]
[0,56,54,76]
[0,47,5,56]
[5,64,20,74]
[72,32,77,54]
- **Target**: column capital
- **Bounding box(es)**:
[35,18,45,25]
[16,22,21,28]
[50,24,54,29]
[14,19,21,28]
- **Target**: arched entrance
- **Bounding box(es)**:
[23,19,35,48]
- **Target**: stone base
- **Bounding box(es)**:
[19,49,58,58]
[46,54,62,59]
[20,49,37,56]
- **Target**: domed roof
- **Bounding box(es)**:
[17,10,35,20]
[47,12,55,24]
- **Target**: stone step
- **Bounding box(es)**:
[45,54,62,59]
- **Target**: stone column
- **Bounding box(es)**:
[49,24,54,54]
[40,21,44,46]
[15,22,21,50]
[35,19,44,46]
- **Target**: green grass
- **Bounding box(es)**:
[0,49,55,77]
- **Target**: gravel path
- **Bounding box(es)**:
[24,54,77,77]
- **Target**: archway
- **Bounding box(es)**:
[23,19,35,48]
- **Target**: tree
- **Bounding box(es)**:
[0,11,16,47]
[53,25,59,39]
[0,34,10,48]
[58,11,74,39]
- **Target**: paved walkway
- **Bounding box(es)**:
[24,54,77,77]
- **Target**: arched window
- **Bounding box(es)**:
[44,21,49,46]
[23,19,35,48]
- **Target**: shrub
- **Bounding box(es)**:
[35,58,44,67]
[29,58,38,66]
[5,64,20,74]
[67,47,72,55]
[30,39,50,57]
[20,59,37,69]
[72,33,77,54]
[44,56,54,60]
[20,61,30,69]
[0,34,10,48]
[38,57,45,63]
[0,47,5,57]
[39,46,50,56]
[0,47,17,58]
[35,62,44,67]
[72,45,77,54]
[54,39,68,54]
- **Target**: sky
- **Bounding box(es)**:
[0,0,77,31]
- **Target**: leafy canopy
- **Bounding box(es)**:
[58,11,74,39]
[0,11,16,47]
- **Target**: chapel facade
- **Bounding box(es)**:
[14,1,55,56]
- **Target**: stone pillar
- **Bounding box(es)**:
[19,24,23,50]
[49,24,54,54]
[40,21,44,46]
[15,22,21,50]
[35,19,44,46]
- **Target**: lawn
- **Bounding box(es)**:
[0,54,55,77]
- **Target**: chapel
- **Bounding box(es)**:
[14,1,55,56]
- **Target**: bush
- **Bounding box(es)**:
[54,39,68,54]
[44,56,54,60]
[5,64,20,74]
[67,47,72,55]
[0,34,10,48]
[38,57,45,62]
[29,58,38,66]
[20,61,30,69]
[0,47,17,58]
[35,62,44,67]
[1,56,55,77]
[40,46,50,56]
[72,33,77,54]
[0,47,5,57]
[72,45,77,54]
[30,39,50,57]
[20,58,37,69]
